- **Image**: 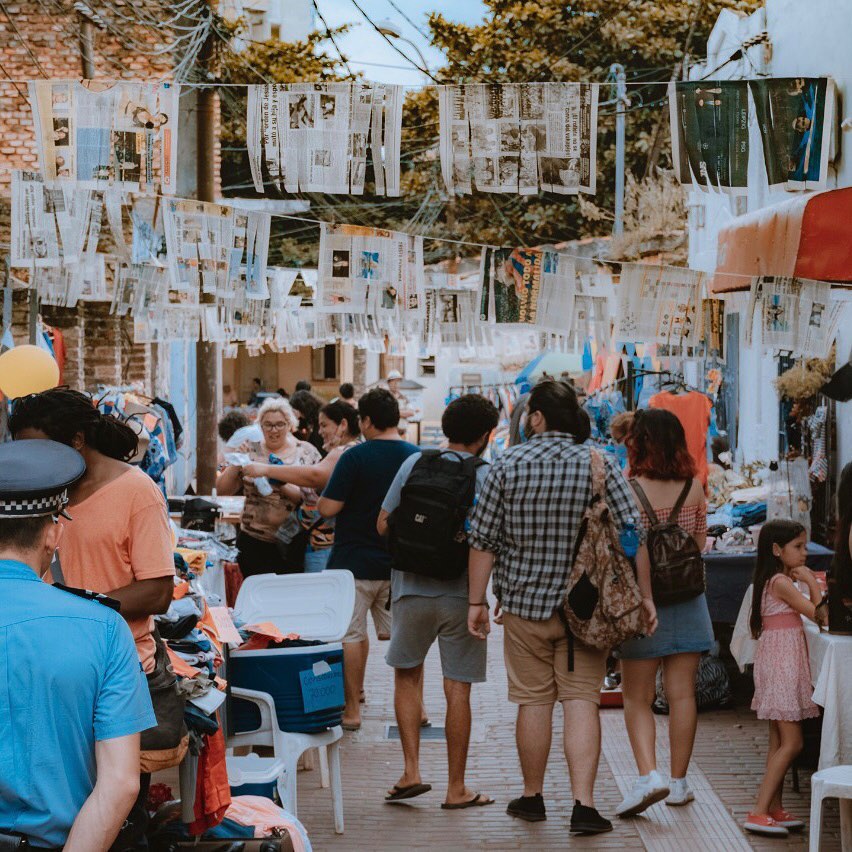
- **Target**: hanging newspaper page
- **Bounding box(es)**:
[247,82,403,195]
[615,263,703,347]
[162,200,270,297]
[477,247,577,330]
[701,298,726,356]
[439,83,598,196]
[668,80,749,194]
[747,276,842,355]
[316,223,424,316]
[29,80,179,193]
[130,196,167,265]
[111,263,168,316]
[10,170,91,267]
[749,78,835,191]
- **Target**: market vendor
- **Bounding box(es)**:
[386,369,417,436]
[0,439,155,852]
[217,396,321,577]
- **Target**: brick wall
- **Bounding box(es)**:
[0,3,197,394]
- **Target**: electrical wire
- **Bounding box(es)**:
[311,0,355,78]
[347,0,439,83]
[384,0,431,41]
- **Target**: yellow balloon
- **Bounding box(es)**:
[0,345,60,398]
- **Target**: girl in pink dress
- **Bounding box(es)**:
[744,520,827,838]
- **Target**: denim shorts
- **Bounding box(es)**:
[619,593,714,660]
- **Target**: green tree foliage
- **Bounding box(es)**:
[218,0,761,265]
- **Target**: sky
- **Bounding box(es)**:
[314,0,488,87]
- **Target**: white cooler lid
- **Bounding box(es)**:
[234,569,356,643]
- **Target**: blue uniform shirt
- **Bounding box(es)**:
[0,559,156,849]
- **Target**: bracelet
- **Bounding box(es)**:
[468,602,488,607]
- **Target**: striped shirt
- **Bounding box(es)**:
[468,432,643,621]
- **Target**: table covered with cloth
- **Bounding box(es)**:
[804,619,852,770]
[704,542,833,624]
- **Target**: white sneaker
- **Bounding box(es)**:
[666,777,695,806]
[616,770,670,817]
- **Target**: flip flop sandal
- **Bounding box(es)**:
[385,782,432,802]
[341,722,361,732]
[441,792,495,810]
[421,719,431,728]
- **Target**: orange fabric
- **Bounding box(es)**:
[189,725,231,836]
[172,581,190,600]
[197,602,224,656]
[223,560,243,608]
[56,467,175,673]
[648,391,713,486]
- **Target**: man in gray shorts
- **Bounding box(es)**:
[377,394,499,809]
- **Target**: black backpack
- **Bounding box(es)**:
[388,450,485,581]
[630,479,706,606]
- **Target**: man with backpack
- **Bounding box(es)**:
[466,380,643,835]
[377,395,499,807]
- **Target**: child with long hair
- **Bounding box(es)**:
[744,519,826,837]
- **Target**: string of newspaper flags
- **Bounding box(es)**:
[6,76,846,359]
[19,75,838,199]
[9,173,844,361]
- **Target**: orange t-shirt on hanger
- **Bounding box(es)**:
[648,390,713,486]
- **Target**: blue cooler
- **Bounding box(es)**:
[229,570,355,735]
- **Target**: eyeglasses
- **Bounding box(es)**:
[261,421,288,432]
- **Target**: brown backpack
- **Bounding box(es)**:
[561,450,644,655]
[630,479,705,606]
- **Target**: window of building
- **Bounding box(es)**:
[418,356,436,377]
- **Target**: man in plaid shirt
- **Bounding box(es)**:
[466,380,642,834]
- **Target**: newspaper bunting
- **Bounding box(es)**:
[133,305,200,343]
[111,263,168,316]
[749,78,835,191]
[28,80,179,193]
[668,80,750,194]
[247,82,403,195]
[439,83,599,196]
[162,199,271,297]
[316,223,424,317]
[745,276,843,357]
[615,263,704,347]
[478,247,578,331]
[423,287,485,350]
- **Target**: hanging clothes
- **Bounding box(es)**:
[189,725,231,836]
[649,390,713,486]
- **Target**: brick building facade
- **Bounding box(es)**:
[0,2,183,393]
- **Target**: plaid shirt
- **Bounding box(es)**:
[468,432,643,621]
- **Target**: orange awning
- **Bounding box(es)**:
[712,187,852,293]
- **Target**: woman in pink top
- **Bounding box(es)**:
[11,388,175,675]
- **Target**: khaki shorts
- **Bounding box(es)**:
[344,579,392,643]
[503,611,606,706]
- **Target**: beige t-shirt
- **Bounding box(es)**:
[55,467,175,673]
[240,440,322,542]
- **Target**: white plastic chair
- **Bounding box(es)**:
[809,764,852,851]
[229,685,344,834]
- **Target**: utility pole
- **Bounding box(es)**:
[611,63,627,237]
[78,12,96,79]
[195,17,219,494]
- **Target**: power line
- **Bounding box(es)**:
[384,0,431,41]
[347,0,439,83]
[311,0,354,78]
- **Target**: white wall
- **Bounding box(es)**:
[688,0,852,467]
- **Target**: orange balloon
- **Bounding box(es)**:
[0,345,60,398]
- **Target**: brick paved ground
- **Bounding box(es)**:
[155,618,842,850]
[292,619,842,851]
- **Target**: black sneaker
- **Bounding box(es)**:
[570,800,613,835]
[506,793,547,822]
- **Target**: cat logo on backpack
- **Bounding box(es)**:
[415,514,427,524]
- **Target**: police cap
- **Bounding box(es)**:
[0,439,86,519]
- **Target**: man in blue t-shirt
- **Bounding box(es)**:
[319,388,418,730]
[0,440,155,851]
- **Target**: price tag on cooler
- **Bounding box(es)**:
[298,660,344,714]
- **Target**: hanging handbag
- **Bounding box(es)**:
[140,630,188,752]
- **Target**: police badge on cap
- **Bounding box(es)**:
[0,439,86,519]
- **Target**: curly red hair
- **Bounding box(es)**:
[626,408,697,480]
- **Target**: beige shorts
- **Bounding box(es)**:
[503,611,607,706]
[344,579,392,643]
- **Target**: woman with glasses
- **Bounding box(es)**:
[218,397,321,577]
